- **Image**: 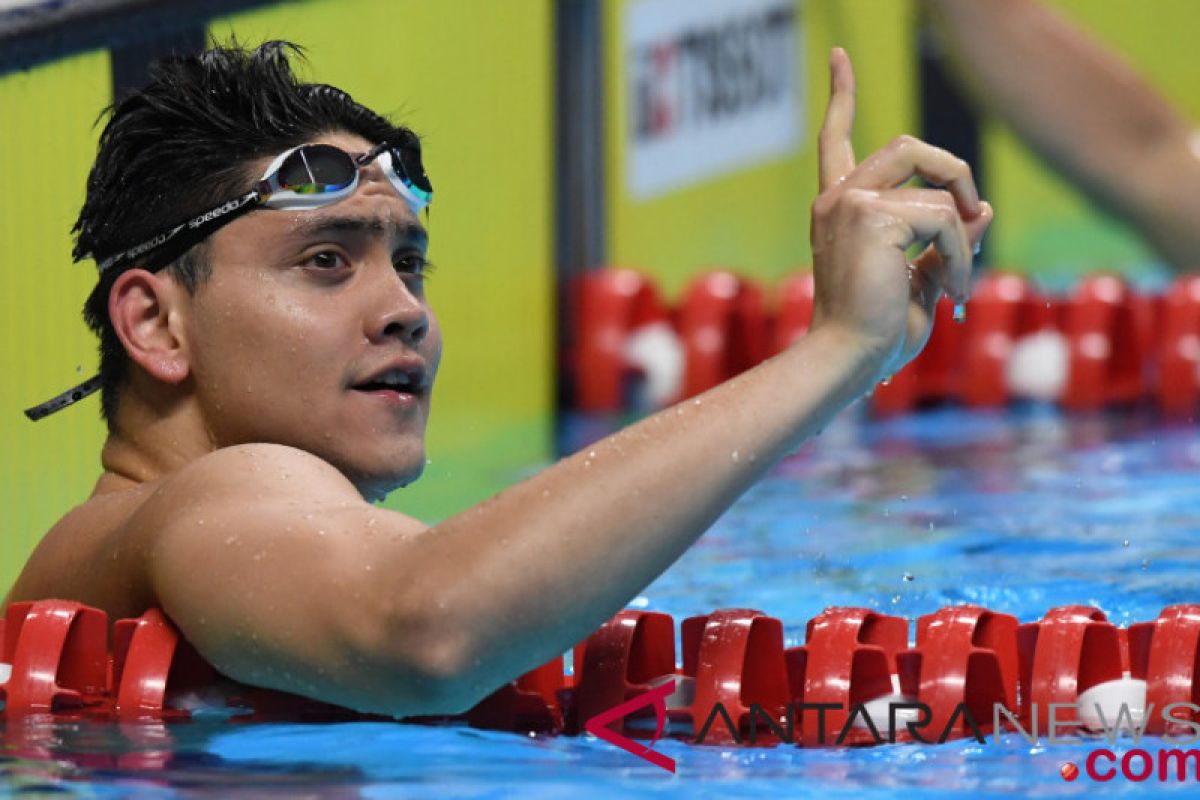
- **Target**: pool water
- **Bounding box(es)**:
[4,406,1200,797]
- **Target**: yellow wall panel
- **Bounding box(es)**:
[0,50,111,592]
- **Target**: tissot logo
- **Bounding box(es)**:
[622,0,802,199]
[629,5,794,142]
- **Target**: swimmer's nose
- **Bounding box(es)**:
[366,273,430,347]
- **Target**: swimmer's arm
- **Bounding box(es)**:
[924,0,1200,270]
[148,51,989,718]
[147,331,877,717]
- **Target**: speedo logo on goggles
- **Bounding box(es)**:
[25,134,433,421]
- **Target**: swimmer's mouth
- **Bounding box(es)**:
[351,363,429,395]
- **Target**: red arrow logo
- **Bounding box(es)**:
[584,679,677,773]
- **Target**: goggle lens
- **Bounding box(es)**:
[276,144,357,195]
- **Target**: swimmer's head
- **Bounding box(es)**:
[61,40,441,496]
[72,40,421,427]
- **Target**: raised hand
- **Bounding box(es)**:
[809,48,993,381]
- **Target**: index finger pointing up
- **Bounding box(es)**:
[818,47,857,191]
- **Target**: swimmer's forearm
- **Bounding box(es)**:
[386,323,879,709]
[924,0,1200,269]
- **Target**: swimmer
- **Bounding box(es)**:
[4,42,991,716]
[923,0,1200,271]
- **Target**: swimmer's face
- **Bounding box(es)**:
[182,131,441,499]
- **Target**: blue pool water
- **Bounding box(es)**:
[4,406,1200,797]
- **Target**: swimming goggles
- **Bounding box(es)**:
[25,136,433,421]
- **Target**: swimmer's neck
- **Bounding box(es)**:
[96,384,216,494]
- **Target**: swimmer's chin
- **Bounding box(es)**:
[348,462,427,503]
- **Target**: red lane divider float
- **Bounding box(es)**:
[1157,276,1200,416]
[676,272,771,398]
[571,269,1200,417]
[7,599,1200,747]
[572,269,672,412]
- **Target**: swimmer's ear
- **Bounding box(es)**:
[109,269,191,385]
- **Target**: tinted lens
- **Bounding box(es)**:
[277,144,356,193]
[393,146,433,194]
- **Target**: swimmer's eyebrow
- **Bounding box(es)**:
[288,215,428,250]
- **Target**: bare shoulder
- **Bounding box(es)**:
[132,441,428,594]
[8,443,417,619]
[151,442,364,509]
[127,443,432,699]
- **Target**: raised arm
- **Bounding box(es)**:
[923,0,1200,270]
[145,50,992,717]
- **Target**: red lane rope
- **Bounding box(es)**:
[3,600,1195,746]
[571,269,1199,416]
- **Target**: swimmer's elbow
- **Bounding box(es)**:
[341,593,482,716]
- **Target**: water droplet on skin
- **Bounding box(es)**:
[731,450,740,463]
[588,450,596,458]
[317,529,327,536]
[225,535,238,545]
[197,519,205,526]
[367,518,377,528]
[953,304,967,324]
[541,489,551,498]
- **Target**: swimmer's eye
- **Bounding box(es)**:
[304,250,348,270]
[394,253,436,280]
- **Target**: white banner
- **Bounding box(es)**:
[624,0,804,200]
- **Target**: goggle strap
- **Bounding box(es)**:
[96,190,260,275]
[24,374,102,421]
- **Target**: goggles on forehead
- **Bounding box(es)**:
[24,136,433,421]
[95,137,433,275]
